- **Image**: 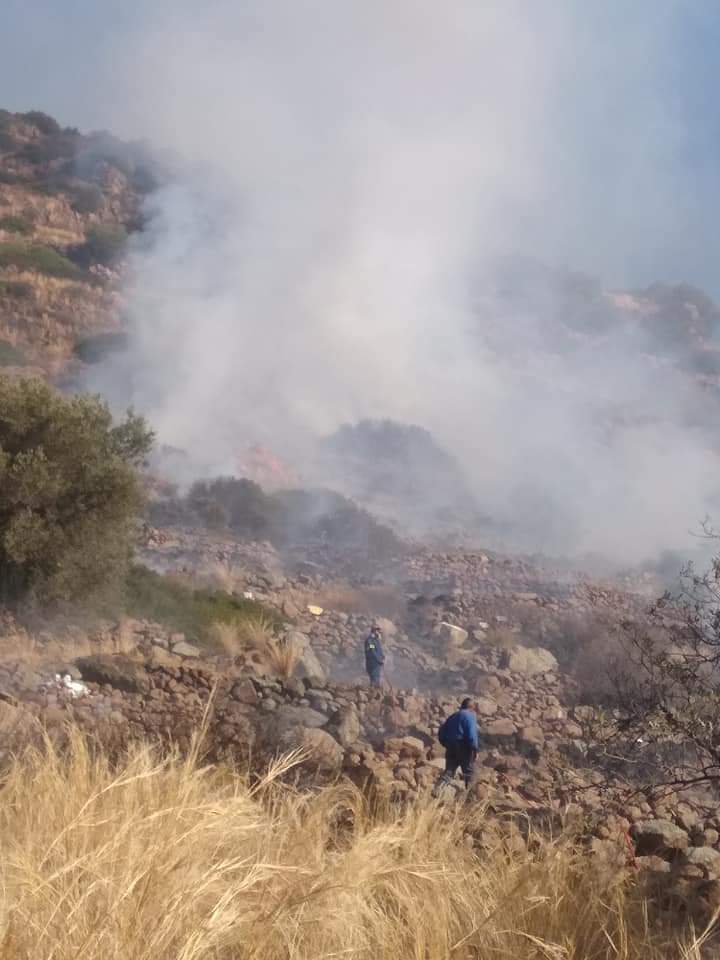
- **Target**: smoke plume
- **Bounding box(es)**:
[84,0,720,563]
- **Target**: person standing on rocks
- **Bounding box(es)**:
[364,625,385,687]
[437,698,479,789]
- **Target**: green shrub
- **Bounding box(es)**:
[0,378,153,605]
[74,223,127,267]
[74,331,129,364]
[0,280,32,299]
[0,242,82,280]
[19,111,61,136]
[125,565,283,640]
[0,340,27,366]
[69,183,104,215]
[0,215,32,236]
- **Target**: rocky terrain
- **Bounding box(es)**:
[0,517,718,920]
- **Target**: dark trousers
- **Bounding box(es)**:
[367,664,382,687]
[442,742,476,787]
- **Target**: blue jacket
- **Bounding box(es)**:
[364,633,385,668]
[439,708,479,751]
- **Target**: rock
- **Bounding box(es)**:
[172,641,200,659]
[480,718,517,743]
[231,680,258,706]
[383,736,426,759]
[75,655,150,694]
[636,855,671,874]
[288,632,326,682]
[334,706,361,747]
[272,705,328,736]
[278,727,343,772]
[375,618,398,638]
[518,724,545,753]
[503,646,558,677]
[631,820,689,858]
[682,847,720,878]
[434,622,468,649]
[474,696,498,717]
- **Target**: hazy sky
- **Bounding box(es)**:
[2,1,720,290]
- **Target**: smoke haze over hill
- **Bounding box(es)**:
[35,1,720,562]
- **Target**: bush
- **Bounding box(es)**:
[19,111,61,135]
[0,215,32,236]
[73,223,127,267]
[0,280,32,299]
[0,378,153,605]
[0,340,27,366]
[0,242,82,280]
[125,565,282,640]
[69,183,104,215]
[74,331,129,364]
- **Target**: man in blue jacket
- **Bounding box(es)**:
[437,698,479,788]
[364,625,385,687]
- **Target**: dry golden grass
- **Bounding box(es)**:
[0,732,711,960]
[208,615,301,678]
[314,583,406,619]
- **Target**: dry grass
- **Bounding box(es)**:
[0,732,710,959]
[208,615,302,678]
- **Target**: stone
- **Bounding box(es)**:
[375,618,398,638]
[231,680,258,706]
[172,641,200,659]
[480,718,517,742]
[631,820,689,858]
[272,705,328,736]
[636,855,671,874]
[682,847,720,878]
[503,646,558,677]
[287,632,326,683]
[75,655,150,694]
[278,727,343,772]
[334,706,361,747]
[518,724,545,752]
[474,696,498,717]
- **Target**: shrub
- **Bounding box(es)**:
[0,378,153,605]
[0,280,32,299]
[73,332,128,364]
[0,242,82,280]
[69,183,104,214]
[73,223,127,267]
[125,565,283,641]
[19,110,61,135]
[0,215,32,236]
[0,340,27,367]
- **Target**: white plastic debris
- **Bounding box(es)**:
[243,591,254,600]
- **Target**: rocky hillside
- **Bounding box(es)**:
[0,109,158,375]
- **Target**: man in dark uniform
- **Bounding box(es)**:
[364,625,385,687]
[437,698,479,788]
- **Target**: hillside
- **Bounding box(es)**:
[0,109,158,375]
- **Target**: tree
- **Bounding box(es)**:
[0,378,153,605]
[592,542,720,796]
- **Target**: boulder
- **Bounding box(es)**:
[334,706,361,747]
[503,646,558,677]
[278,727,343,772]
[231,679,259,706]
[474,696,498,717]
[395,736,426,759]
[682,847,720,879]
[631,820,689,858]
[172,641,200,659]
[272,705,328,737]
[480,718,517,743]
[287,632,326,682]
[75,655,150,694]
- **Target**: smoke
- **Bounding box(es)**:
[85,0,720,563]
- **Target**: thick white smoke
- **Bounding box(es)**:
[89,0,720,563]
